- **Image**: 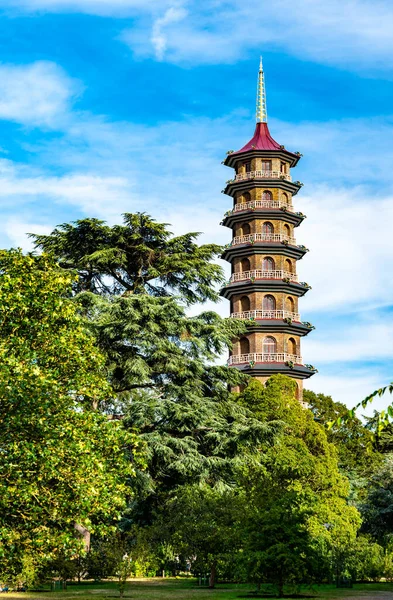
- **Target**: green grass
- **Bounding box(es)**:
[3,579,393,600]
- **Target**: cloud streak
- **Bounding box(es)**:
[3,0,393,73]
[0,61,80,128]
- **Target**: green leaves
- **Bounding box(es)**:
[31,213,225,304]
[0,250,141,581]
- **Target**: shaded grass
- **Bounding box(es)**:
[4,579,393,600]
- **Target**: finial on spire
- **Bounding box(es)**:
[256,56,267,123]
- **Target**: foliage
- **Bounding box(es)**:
[236,377,361,596]
[346,536,385,582]
[0,250,141,583]
[31,214,276,522]
[76,291,247,401]
[360,455,393,546]
[153,485,242,588]
[30,213,224,303]
[303,389,380,477]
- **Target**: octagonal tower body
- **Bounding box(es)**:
[220,59,316,399]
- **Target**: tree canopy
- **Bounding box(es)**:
[30,213,224,303]
[0,250,141,583]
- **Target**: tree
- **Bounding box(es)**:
[32,214,276,519]
[0,250,141,584]
[237,377,361,597]
[159,484,241,589]
[360,455,393,546]
[304,389,380,478]
[30,213,224,303]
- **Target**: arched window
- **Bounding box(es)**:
[242,222,251,235]
[285,259,293,273]
[284,224,291,237]
[263,295,276,311]
[243,191,251,203]
[262,190,273,202]
[263,256,275,271]
[236,193,244,205]
[262,160,272,173]
[240,337,250,355]
[262,221,274,235]
[286,296,295,312]
[263,336,277,354]
[241,258,250,272]
[288,338,297,355]
[240,296,250,311]
[282,192,289,203]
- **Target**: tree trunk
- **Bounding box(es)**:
[277,576,284,598]
[74,523,91,552]
[209,563,216,589]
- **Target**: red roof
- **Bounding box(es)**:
[234,122,283,154]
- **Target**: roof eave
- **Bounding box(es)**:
[224,148,300,168]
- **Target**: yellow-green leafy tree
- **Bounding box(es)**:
[0,250,142,585]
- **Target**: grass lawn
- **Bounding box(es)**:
[3,579,393,600]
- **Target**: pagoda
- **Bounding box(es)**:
[220,58,316,398]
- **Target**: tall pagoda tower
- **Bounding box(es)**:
[220,59,316,398]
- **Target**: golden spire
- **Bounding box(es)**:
[256,56,267,123]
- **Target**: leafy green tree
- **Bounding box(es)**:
[32,214,275,519]
[360,455,393,546]
[365,413,393,454]
[237,377,361,597]
[304,389,380,478]
[154,484,242,588]
[30,213,224,302]
[0,250,141,583]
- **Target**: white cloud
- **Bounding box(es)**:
[297,187,393,313]
[5,219,52,251]
[151,6,187,60]
[304,370,390,415]
[303,315,393,363]
[4,0,393,72]
[0,159,137,220]
[0,61,80,128]
[119,0,393,72]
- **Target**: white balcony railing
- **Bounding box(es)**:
[231,233,296,246]
[233,200,294,213]
[230,270,298,283]
[235,170,292,182]
[228,353,303,366]
[230,310,301,321]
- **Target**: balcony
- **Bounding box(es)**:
[235,170,292,182]
[228,353,303,366]
[230,309,301,321]
[230,269,298,283]
[231,233,296,246]
[233,200,294,213]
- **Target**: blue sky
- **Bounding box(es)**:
[0,0,393,411]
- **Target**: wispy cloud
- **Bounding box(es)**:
[305,369,391,416]
[151,6,187,60]
[119,0,393,73]
[3,0,393,73]
[0,61,80,128]
[0,160,137,219]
